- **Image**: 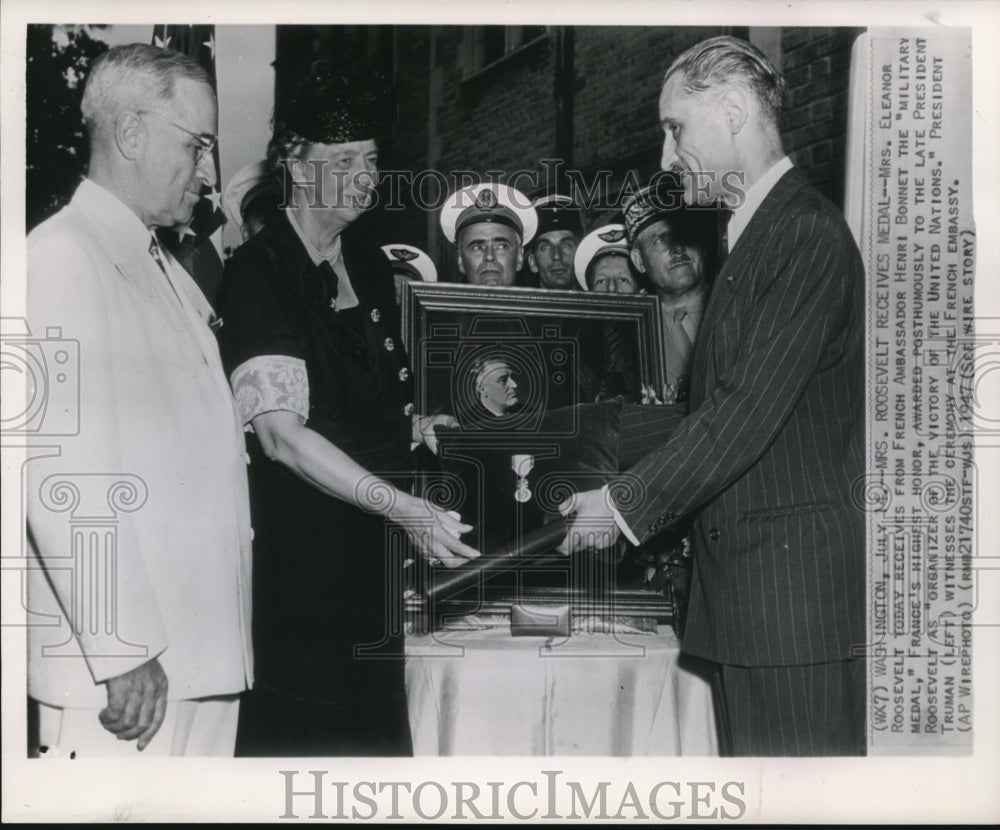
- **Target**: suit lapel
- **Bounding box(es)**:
[689,168,808,407]
[69,180,237,414]
[156,254,239,409]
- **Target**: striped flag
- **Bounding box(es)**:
[152,24,226,313]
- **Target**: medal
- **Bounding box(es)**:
[511,454,534,503]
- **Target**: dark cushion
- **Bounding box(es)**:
[432,397,622,555]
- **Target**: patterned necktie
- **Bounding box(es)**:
[149,234,224,334]
[149,235,187,309]
[148,236,168,274]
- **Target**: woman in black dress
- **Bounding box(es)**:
[221,64,479,756]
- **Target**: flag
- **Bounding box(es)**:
[152,24,226,313]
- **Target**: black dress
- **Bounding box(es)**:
[221,214,415,756]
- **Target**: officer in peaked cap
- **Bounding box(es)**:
[381,243,438,305]
[527,193,584,290]
[573,223,640,294]
[440,182,538,287]
[223,160,283,242]
[623,173,715,403]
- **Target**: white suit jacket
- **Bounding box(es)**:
[25,180,253,706]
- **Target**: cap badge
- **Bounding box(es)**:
[474,188,498,210]
[390,248,419,261]
[598,228,626,243]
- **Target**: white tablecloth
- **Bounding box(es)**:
[405,627,718,755]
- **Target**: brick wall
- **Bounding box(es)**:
[780,27,865,207]
[278,25,865,272]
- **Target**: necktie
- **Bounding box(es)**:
[150,235,224,333]
[671,308,694,372]
[149,235,188,309]
[318,260,340,310]
[716,206,732,271]
[148,236,168,273]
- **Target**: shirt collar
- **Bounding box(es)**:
[658,286,706,324]
[727,155,793,252]
[73,178,159,258]
[285,207,343,266]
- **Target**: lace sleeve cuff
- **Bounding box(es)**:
[230,355,310,427]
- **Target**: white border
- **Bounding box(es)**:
[2,0,998,823]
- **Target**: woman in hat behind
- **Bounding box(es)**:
[220,63,479,757]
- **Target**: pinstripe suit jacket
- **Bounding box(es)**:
[615,167,866,667]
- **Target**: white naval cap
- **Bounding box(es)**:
[222,160,281,229]
[439,182,538,246]
[381,243,438,282]
[573,224,631,290]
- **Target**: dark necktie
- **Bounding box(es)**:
[716,205,732,271]
[318,260,340,311]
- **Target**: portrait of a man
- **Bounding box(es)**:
[471,355,521,418]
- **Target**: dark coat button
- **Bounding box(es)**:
[709,527,720,541]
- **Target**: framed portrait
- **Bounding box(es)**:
[402,283,666,425]
[401,283,677,629]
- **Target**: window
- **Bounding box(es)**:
[460,25,549,79]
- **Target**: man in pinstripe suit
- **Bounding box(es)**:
[561,36,866,756]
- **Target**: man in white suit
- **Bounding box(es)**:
[25,43,253,756]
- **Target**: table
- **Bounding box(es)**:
[405,626,718,756]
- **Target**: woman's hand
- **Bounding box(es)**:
[387,492,481,568]
[411,413,459,455]
[250,410,480,567]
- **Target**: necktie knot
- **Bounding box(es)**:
[149,236,167,272]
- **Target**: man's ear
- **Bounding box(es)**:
[720,85,749,135]
[629,247,647,274]
[515,244,524,272]
[526,251,539,274]
[457,254,466,276]
[115,111,144,161]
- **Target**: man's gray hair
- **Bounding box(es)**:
[664,36,786,123]
[81,43,213,134]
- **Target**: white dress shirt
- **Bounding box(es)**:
[727,155,793,252]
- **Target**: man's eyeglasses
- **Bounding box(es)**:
[139,110,217,163]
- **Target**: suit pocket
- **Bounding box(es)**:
[711,313,742,383]
[741,501,836,521]
[731,501,849,662]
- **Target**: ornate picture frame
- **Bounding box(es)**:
[403,283,666,418]
[401,283,677,630]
